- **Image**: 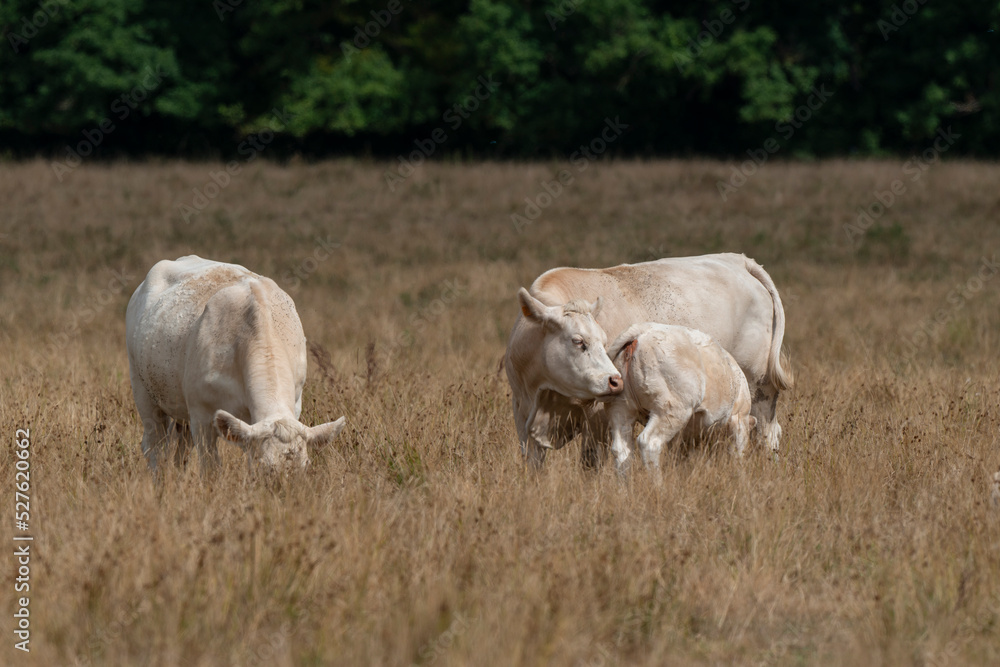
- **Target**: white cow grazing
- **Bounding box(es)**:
[504,253,792,469]
[506,288,623,466]
[126,255,346,474]
[605,323,757,472]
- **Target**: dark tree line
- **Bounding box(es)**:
[1,0,998,159]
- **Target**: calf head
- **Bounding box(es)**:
[518,287,623,400]
[214,410,346,472]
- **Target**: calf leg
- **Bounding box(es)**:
[637,409,692,472]
[606,401,636,475]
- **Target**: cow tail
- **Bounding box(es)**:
[744,257,794,391]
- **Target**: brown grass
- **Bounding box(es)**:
[2,158,1000,666]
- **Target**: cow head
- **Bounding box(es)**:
[214,411,346,472]
[518,287,623,400]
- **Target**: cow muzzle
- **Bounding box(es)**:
[596,374,624,400]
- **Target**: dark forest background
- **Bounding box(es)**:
[1,0,998,160]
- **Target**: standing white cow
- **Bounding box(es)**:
[504,288,624,467]
[126,255,345,474]
[504,253,792,468]
[605,323,757,472]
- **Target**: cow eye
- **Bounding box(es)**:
[572,336,587,351]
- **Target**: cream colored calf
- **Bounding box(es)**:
[606,323,756,472]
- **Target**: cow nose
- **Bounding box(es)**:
[608,374,623,393]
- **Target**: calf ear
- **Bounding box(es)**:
[214,410,253,449]
[307,416,346,449]
[748,415,758,429]
[518,288,555,326]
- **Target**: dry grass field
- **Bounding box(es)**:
[2,158,1000,666]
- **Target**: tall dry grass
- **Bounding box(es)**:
[1,158,1000,666]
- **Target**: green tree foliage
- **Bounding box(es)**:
[0,0,998,157]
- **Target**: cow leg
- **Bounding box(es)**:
[751,385,782,457]
[512,396,529,455]
[524,437,548,470]
[607,401,635,475]
[132,379,171,474]
[637,410,691,472]
[189,411,221,473]
[514,395,550,470]
[140,416,171,475]
[170,419,192,467]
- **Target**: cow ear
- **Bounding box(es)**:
[748,415,758,430]
[518,288,555,325]
[589,295,603,318]
[214,410,253,450]
[307,416,346,449]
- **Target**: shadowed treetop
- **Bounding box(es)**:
[0,0,998,158]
